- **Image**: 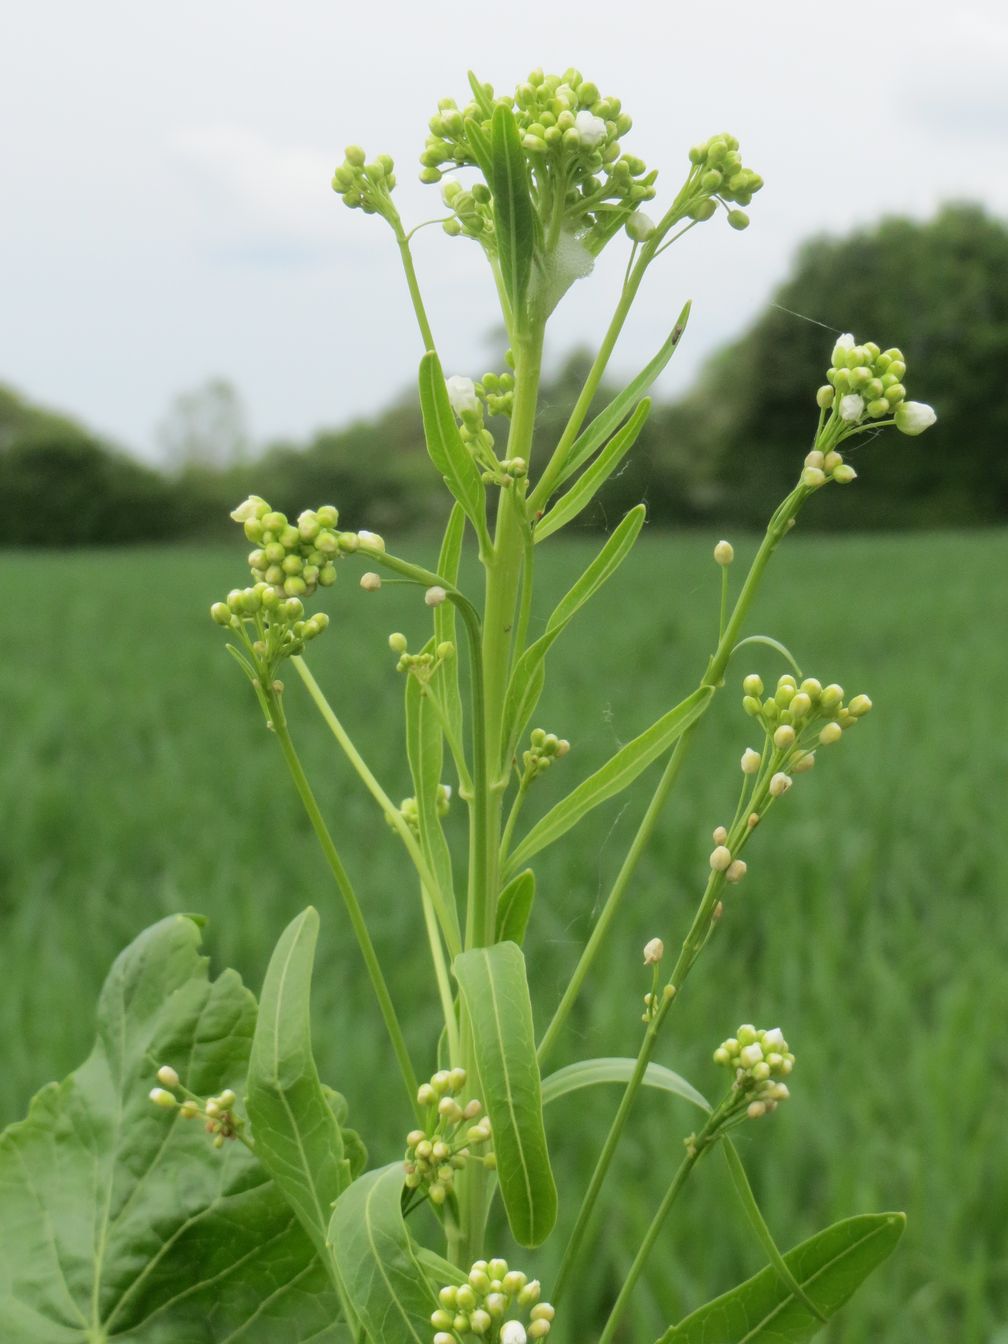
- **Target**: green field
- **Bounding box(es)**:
[5,529,1007,1342]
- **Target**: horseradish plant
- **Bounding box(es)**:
[0,67,935,1344]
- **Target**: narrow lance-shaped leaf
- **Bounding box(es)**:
[453,943,557,1246]
[466,69,495,119]
[328,1165,438,1344]
[657,1212,906,1344]
[495,869,536,945]
[418,351,491,553]
[541,1057,711,1114]
[506,685,714,875]
[463,116,494,181]
[502,505,645,759]
[405,643,455,910]
[0,915,345,1343]
[488,104,536,327]
[246,907,348,1264]
[555,301,692,489]
[534,399,652,542]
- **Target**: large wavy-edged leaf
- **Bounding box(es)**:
[535,399,652,541]
[495,869,536,945]
[553,301,691,490]
[488,104,536,326]
[541,1057,710,1113]
[505,685,714,874]
[657,1213,906,1343]
[246,907,348,1264]
[502,506,645,759]
[0,915,345,1343]
[328,1165,437,1344]
[453,943,557,1246]
[418,352,491,553]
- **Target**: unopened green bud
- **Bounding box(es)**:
[149,1088,177,1109]
[726,209,749,230]
[210,602,231,625]
[389,632,408,654]
[816,385,835,409]
[713,539,734,565]
[848,693,872,717]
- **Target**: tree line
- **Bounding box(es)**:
[2,203,1004,546]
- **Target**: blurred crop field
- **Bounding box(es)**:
[4,527,1007,1342]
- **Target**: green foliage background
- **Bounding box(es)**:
[5,528,1005,1342]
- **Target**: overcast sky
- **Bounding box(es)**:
[2,0,1005,462]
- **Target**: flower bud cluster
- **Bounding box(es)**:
[392,637,455,680]
[407,1068,492,1206]
[394,784,452,837]
[421,69,656,257]
[522,728,571,781]
[432,1260,554,1342]
[713,1024,794,1119]
[741,672,872,791]
[331,146,399,223]
[148,1065,242,1149]
[809,334,936,469]
[209,497,353,667]
[440,175,495,242]
[685,133,764,230]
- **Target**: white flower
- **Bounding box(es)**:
[229,495,263,523]
[839,393,864,422]
[763,1027,785,1048]
[500,1324,527,1344]
[894,401,937,436]
[573,110,607,148]
[625,210,655,242]
[740,747,761,774]
[445,375,478,416]
[643,937,664,965]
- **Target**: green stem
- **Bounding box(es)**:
[596,1119,720,1344]
[499,773,531,867]
[419,680,473,796]
[292,656,461,957]
[536,733,691,1067]
[418,880,460,1065]
[538,483,809,1066]
[552,994,675,1304]
[394,224,436,352]
[267,695,421,1120]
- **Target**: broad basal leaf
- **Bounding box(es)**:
[657,1212,905,1343]
[0,914,345,1343]
[328,1165,437,1344]
[246,907,349,1262]
[453,943,557,1247]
